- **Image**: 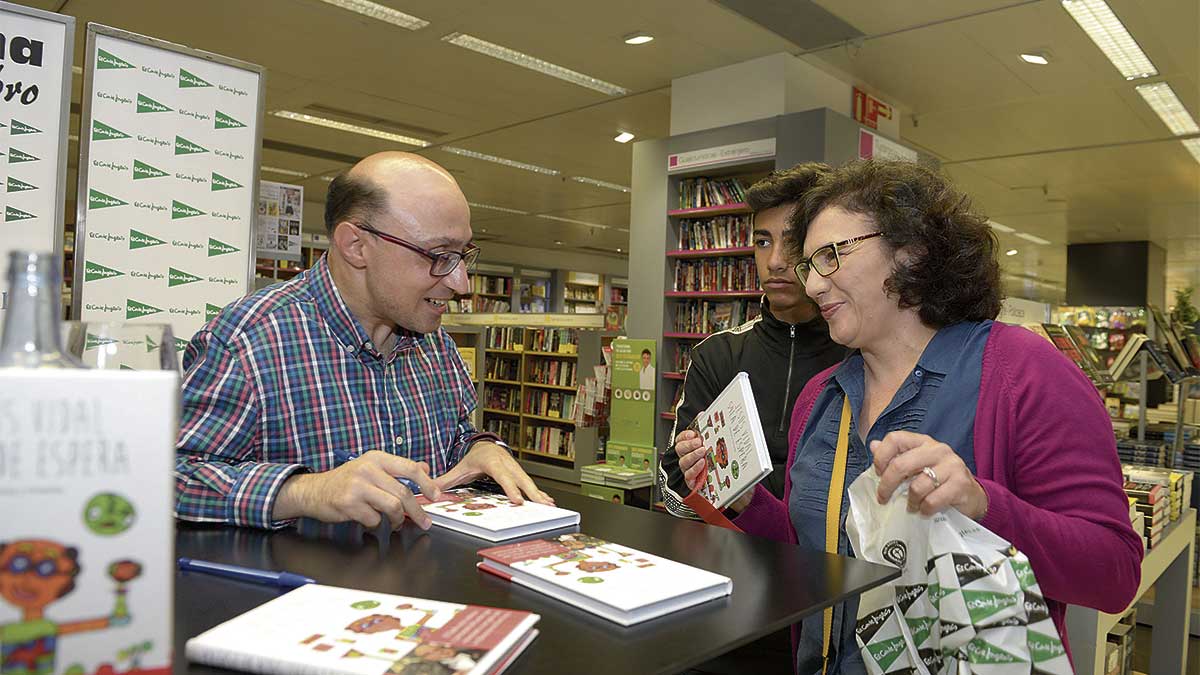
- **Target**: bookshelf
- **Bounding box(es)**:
[446,326,484,430]
[519,268,552,313]
[453,263,514,314]
[564,271,602,314]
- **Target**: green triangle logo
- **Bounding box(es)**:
[168,267,204,287]
[85,333,120,350]
[132,159,169,180]
[214,110,246,130]
[85,260,125,282]
[126,298,163,320]
[97,48,135,70]
[208,237,240,257]
[962,589,1019,624]
[172,200,205,219]
[1027,630,1066,663]
[206,303,223,322]
[179,68,212,88]
[8,147,38,163]
[136,93,173,114]
[92,120,130,141]
[963,637,1025,665]
[5,206,35,221]
[865,636,908,672]
[11,119,41,135]
[905,617,934,648]
[211,171,243,191]
[6,176,36,193]
[145,335,159,352]
[119,364,135,370]
[89,188,128,210]
[174,337,189,353]
[175,135,208,155]
[129,228,167,250]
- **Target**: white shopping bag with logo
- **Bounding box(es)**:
[845,470,1071,675]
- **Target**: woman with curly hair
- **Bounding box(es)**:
[671,160,1142,673]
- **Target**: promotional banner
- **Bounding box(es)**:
[0,1,73,317]
[609,337,656,447]
[74,24,264,347]
[257,180,302,261]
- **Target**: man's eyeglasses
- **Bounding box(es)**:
[354,223,480,277]
[793,232,883,284]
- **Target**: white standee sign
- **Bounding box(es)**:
[0,2,74,315]
[257,180,303,261]
[75,24,264,350]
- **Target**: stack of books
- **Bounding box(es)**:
[580,464,654,490]
[1124,480,1167,549]
[1173,443,1200,473]
[1124,464,1193,523]
[1127,497,1144,549]
[1116,440,1168,467]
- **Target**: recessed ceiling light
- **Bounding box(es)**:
[554,240,564,245]
[1134,82,1200,136]
[442,146,559,175]
[261,165,310,178]
[537,214,610,230]
[273,110,430,147]
[569,176,631,192]
[1019,52,1050,65]
[316,0,429,30]
[623,32,653,45]
[441,32,629,96]
[480,228,488,233]
[1006,249,1019,256]
[1061,0,1157,80]
[467,201,529,215]
[1015,232,1052,245]
[987,220,1015,233]
[616,248,623,253]
[613,131,635,144]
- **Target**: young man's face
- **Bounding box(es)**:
[753,205,814,320]
[641,352,651,368]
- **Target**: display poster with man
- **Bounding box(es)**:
[609,338,656,447]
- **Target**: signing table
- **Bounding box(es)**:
[174,488,897,674]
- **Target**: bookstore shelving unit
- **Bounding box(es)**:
[563,271,603,314]
[445,326,484,430]
[454,263,514,314]
[519,269,552,313]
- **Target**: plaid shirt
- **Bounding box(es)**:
[175,254,485,529]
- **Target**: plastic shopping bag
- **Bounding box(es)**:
[845,470,1071,675]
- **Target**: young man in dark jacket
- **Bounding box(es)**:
[658,163,846,519]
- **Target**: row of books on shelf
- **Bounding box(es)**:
[452,296,511,313]
[672,300,760,334]
[484,388,520,413]
[483,418,519,446]
[525,391,576,419]
[677,176,748,209]
[1026,319,1200,388]
[487,327,525,350]
[528,359,576,387]
[672,258,758,293]
[564,288,599,301]
[1123,464,1193,550]
[485,354,520,381]
[673,344,694,372]
[676,215,752,250]
[528,328,579,354]
[525,425,575,458]
[472,275,512,295]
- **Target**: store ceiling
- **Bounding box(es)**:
[28,0,1200,304]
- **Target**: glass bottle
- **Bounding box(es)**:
[0,250,83,368]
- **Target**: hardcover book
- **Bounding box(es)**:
[686,372,772,511]
[415,488,580,541]
[477,533,731,626]
[186,584,539,675]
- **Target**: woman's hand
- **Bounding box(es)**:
[871,430,988,520]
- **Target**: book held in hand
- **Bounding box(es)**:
[185,583,539,675]
[477,533,732,626]
[687,371,772,511]
[416,487,580,541]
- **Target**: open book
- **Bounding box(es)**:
[185,584,539,675]
[687,371,772,511]
[477,533,731,626]
[416,487,580,541]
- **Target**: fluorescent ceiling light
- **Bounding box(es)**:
[537,214,610,230]
[1183,139,1200,164]
[442,146,559,175]
[1015,232,1052,245]
[613,131,635,143]
[987,220,1015,233]
[320,175,334,181]
[441,32,629,96]
[1006,249,1019,256]
[316,0,428,30]
[623,32,654,45]
[261,165,309,178]
[273,110,430,147]
[1134,82,1200,136]
[1019,52,1050,65]
[1061,0,1157,80]
[554,240,564,245]
[468,201,529,215]
[615,227,630,232]
[569,176,631,193]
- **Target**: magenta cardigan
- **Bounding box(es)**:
[732,321,1144,656]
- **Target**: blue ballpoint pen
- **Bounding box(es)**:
[177,558,315,588]
[331,448,421,494]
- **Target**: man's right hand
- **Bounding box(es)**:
[273,450,441,529]
[674,429,753,514]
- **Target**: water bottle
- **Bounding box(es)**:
[0,250,83,368]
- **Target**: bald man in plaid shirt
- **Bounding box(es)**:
[175,152,553,530]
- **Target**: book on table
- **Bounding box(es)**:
[477,532,732,626]
[415,487,580,541]
[686,371,772,511]
[185,583,539,675]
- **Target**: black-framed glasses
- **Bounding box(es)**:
[794,232,883,283]
[354,222,480,277]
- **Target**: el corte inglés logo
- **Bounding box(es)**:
[92,120,130,141]
[89,189,128,209]
[168,267,204,287]
[85,333,120,350]
[8,148,38,163]
[129,229,166,250]
[172,200,205,219]
[211,172,243,191]
[126,298,163,319]
[206,303,223,321]
[208,238,239,257]
[136,93,172,114]
[84,261,124,282]
[133,159,169,180]
[6,177,36,193]
[9,119,40,135]
[5,206,35,221]
[179,68,212,88]
[214,110,246,129]
[96,48,134,70]
[175,135,208,155]
[174,337,189,353]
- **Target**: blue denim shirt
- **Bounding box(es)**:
[787,320,991,674]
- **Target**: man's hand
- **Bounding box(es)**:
[434,442,554,506]
[274,450,441,528]
[674,429,751,514]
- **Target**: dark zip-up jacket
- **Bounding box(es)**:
[657,299,846,519]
